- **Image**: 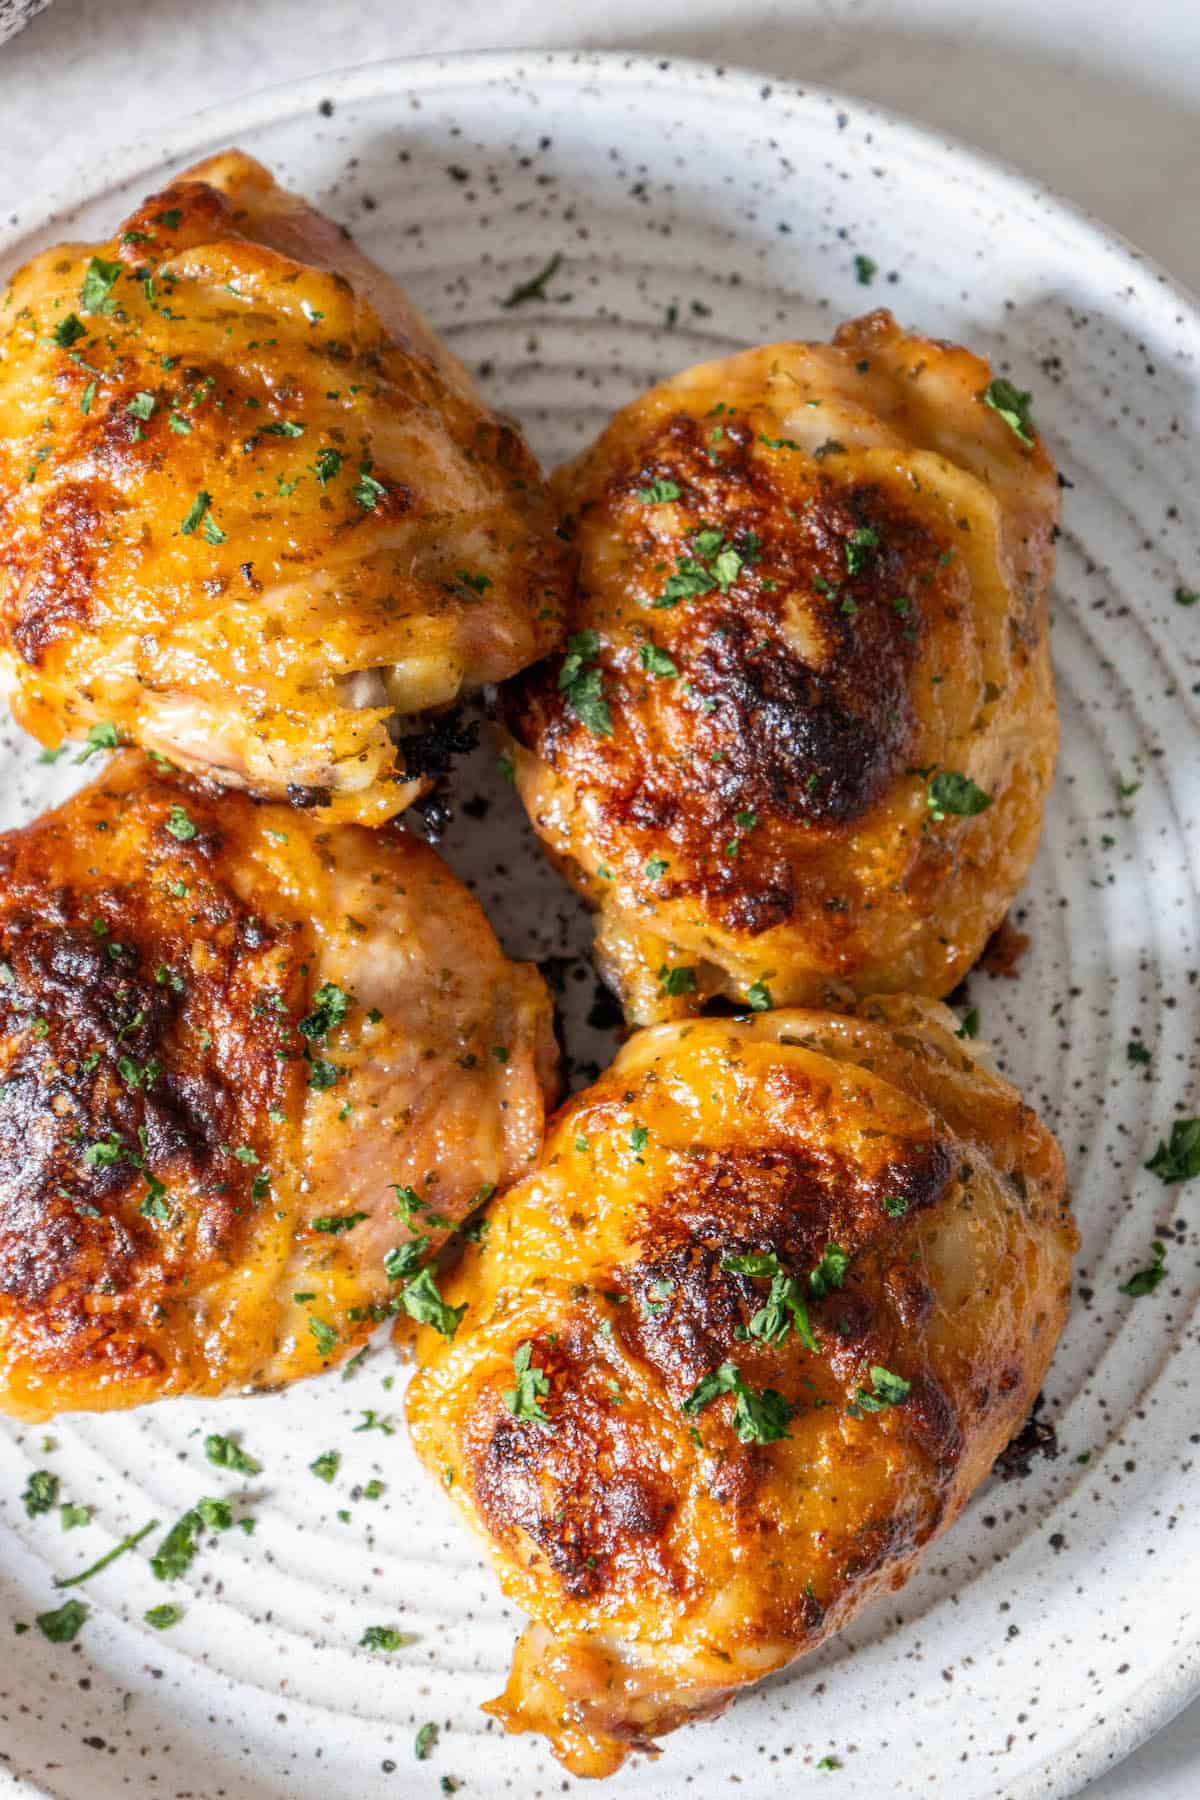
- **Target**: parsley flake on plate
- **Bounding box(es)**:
[1145,1118,1200,1183]
[360,1624,418,1651]
[500,252,562,309]
[204,1433,261,1476]
[1120,1241,1167,1297]
[22,1470,58,1518]
[36,1598,87,1643]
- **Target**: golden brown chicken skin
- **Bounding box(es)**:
[406,997,1075,1775]
[0,151,570,824]
[0,753,557,1420]
[507,311,1059,1023]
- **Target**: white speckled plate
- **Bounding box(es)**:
[2,49,1199,1800]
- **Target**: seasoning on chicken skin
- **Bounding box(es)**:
[0,753,557,1420]
[0,151,570,824]
[406,996,1075,1775]
[506,311,1058,1022]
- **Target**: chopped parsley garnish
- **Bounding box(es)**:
[80,381,96,414]
[644,854,669,880]
[1120,1241,1167,1297]
[848,1365,911,1416]
[59,1502,91,1531]
[36,1598,87,1643]
[500,252,562,309]
[722,1250,819,1351]
[1126,1039,1151,1066]
[681,1361,792,1444]
[503,1340,553,1428]
[263,420,305,437]
[758,434,802,451]
[414,1721,440,1760]
[956,1007,980,1039]
[179,490,213,536]
[312,1211,368,1235]
[22,1470,59,1517]
[353,1410,395,1436]
[1175,586,1199,607]
[853,253,877,286]
[927,772,992,819]
[75,720,119,761]
[83,1136,122,1169]
[308,1316,338,1357]
[149,1513,204,1581]
[313,447,343,486]
[127,391,157,420]
[306,1058,340,1091]
[844,525,879,575]
[455,569,492,593]
[658,964,697,998]
[56,1518,157,1588]
[558,630,612,736]
[745,980,772,1011]
[352,461,386,509]
[656,526,742,607]
[309,1450,340,1484]
[639,642,678,678]
[53,313,87,348]
[629,1125,649,1154]
[144,1604,181,1630]
[636,477,681,504]
[360,1624,418,1651]
[1145,1118,1200,1183]
[808,1243,850,1298]
[882,1194,910,1217]
[204,1434,261,1475]
[400,1267,466,1340]
[981,377,1035,445]
[384,1238,428,1282]
[80,256,121,315]
[165,803,197,841]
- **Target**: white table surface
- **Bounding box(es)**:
[1,1,1198,1794]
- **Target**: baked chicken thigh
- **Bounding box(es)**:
[507,311,1058,1022]
[0,151,570,824]
[407,996,1075,1775]
[0,754,556,1420]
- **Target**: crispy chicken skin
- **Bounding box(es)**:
[507,312,1059,1023]
[0,753,557,1420]
[0,151,570,824]
[407,997,1075,1775]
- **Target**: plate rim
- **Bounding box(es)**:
[2,44,1199,1800]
